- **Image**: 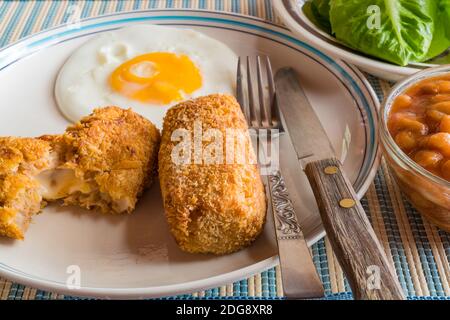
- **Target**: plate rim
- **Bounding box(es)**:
[0,257,278,299]
[0,8,380,298]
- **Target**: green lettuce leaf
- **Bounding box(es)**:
[329,0,435,66]
[312,0,331,27]
[303,0,331,33]
[424,0,450,61]
[443,0,450,39]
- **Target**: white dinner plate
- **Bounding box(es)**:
[273,0,446,81]
[0,9,380,299]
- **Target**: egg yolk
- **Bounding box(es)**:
[110,52,202,104]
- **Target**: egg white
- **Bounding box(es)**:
[55,24,238,128]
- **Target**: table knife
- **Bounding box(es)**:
[275,67,406,300]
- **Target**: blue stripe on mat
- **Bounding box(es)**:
[373,170,416,296]
[0,0,448,301]
[19,1,43,38]
[439,230,450,266]
[0,1,9,20]
[99,0,109,15]
[41,1,60,30]
[312,239,332,295]
[403,200,444,296]
[150,0,159,9]
[133,0,141,10]
[264,0,273,21]
[248,0,256,16]
[0,1,26,47]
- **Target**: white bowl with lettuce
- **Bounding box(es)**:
[274,0,450,81]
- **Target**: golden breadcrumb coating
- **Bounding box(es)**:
[159,94,267,255]
[0,138,54,239]
[57,107,160,213]
[0,137,54,175]
[0,107,160,240]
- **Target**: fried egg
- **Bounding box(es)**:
[55,25,238,127]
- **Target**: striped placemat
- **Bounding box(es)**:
[0,0,449,300]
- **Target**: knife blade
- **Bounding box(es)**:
[275,69,335,166]
[275,67,405,300]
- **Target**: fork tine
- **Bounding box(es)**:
[236,57,250,126]
[265,56,277,128]
[256,56,269,127]
[246,56,258,127]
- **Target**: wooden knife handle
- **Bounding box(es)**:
[304,158,405,300]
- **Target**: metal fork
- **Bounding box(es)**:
[237,56,324,298]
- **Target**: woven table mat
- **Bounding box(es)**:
[0,0,449,301]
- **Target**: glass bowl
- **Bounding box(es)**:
[380,65,450,232]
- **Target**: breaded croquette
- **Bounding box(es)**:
[0,138,55,239]
[52,107,160,213]
[159,94,267,255]
[0,107,160,239]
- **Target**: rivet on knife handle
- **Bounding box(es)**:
[304,158,406,300]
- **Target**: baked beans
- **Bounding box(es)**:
[388,75,450,182]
